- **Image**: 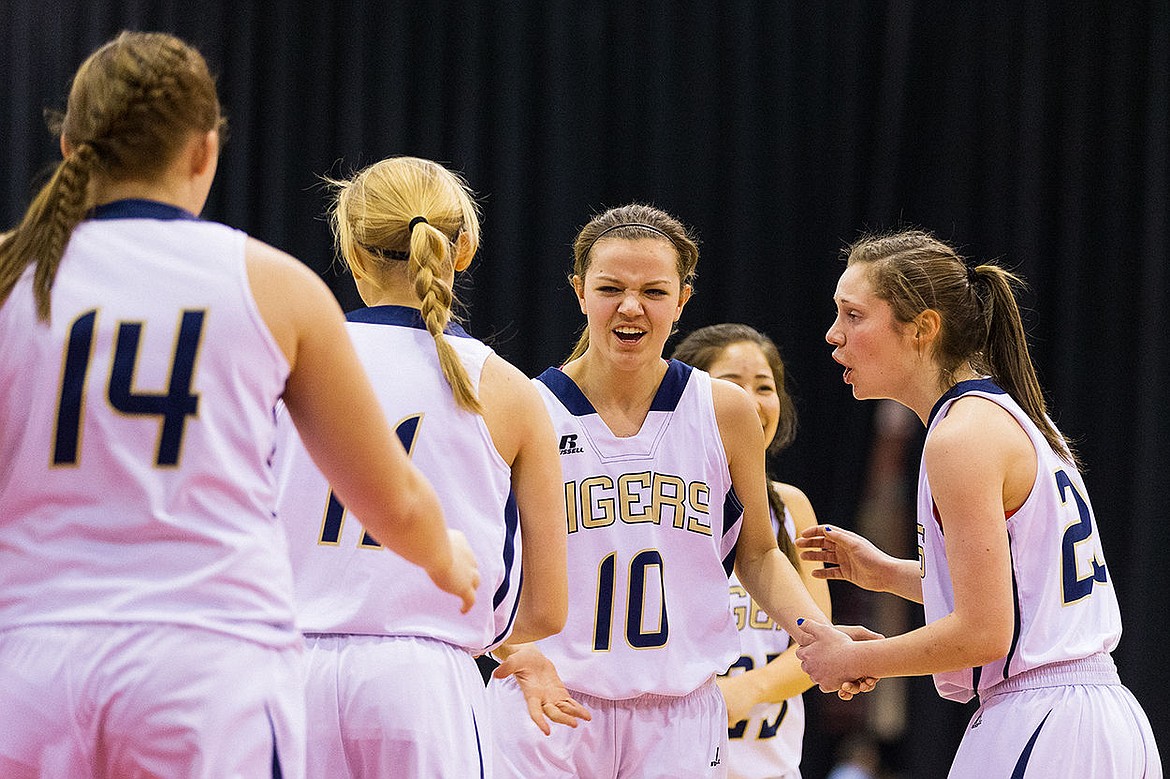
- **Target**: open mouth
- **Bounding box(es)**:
[614,326,646,344]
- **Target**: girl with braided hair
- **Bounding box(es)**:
[0,33,476,778]
[271,155,571,778]
[796,229,1161,776]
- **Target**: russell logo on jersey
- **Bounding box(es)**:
[558,434,586,455]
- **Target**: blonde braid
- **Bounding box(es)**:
[409,222,483,415]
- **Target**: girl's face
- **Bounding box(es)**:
[706,341,780,445]
[574,237,692,368]
[825,263,921,402]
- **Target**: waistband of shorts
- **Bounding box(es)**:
[567,676,718,707]
[982,653,1119,700]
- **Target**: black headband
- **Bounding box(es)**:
[583,222,677,257]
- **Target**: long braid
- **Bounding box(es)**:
[1,31,223,322]
[409,221,483,414]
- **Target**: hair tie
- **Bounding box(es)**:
[967,264,979,285]
[409,216,429,233]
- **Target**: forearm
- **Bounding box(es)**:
[737,547,829,634]
[843,612,1008,681]
[876,558,925,603]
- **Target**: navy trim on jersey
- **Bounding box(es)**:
[721,487,744,577]
[927,378,1007,426]
[490,491,523,646]
[536,359,693,417]
[346,304,472,338]
[1010,711,1051,778]
[88,198,199,221]
[1004,536,1024,680]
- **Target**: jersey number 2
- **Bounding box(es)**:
[53,309,203,467]
[1056,469,1107,604]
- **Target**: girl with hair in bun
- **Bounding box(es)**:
[798,229,1161,776]
[0,33,473,778]
[272,156,570,778]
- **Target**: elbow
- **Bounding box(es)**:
[967,621,1014,666]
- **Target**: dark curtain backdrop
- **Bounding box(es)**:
[5,2,1167,776]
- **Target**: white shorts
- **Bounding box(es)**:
[487,674,729,779]
[0,623,305,779]
[949,655,1161,778]
[303,634,489,779]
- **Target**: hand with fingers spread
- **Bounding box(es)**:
[796,524,923,603]
[492,644,592,735]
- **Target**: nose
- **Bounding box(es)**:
[825,318,843,346]
[617,292,642,316]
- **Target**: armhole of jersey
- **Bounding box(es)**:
[234,230,291,378]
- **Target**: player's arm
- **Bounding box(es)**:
[715,379,828,634]
[797,399,1020,688]
[718,483,831,720]
[246,238,477,610]
[480,355,568,643]
[795,524,924,603]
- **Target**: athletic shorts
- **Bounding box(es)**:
[0,623,305,779]
[949,654,1161,778]
[487,674,729,779]
[303,634,489,779]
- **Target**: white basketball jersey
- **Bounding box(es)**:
[531,360,742,699]
[0,199,297,647]
[275,306,521,652]
[919,379,1122,703]
[725,506,804,778]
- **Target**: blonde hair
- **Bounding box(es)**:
[0,31,224,321]
[565,203,699,362]
[329,156,483,413]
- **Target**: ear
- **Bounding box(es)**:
[190,129,219,177]
[913,308,942,346]
[674,283,694,321]
[60,135,72,159]
[453,230,475,272]
[572,274,587,315]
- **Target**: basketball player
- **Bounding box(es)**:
[673,323,831,779]
[272,156,569,778]
[486,204,865,779]
[796,229,1162,776]
[0,32,475,779]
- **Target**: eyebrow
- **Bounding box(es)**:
[592,273,675,286]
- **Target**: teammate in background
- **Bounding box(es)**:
[0,33,474,779]
[797,229,1162,776]
[272,156,569,778]
[486,204,866,779]
[673,323,831,779]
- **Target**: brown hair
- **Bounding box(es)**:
[672,323,801,566]
[565,203,699,362]
[329,156,484,413]
[845,229,1076,465]
[0,31,225,321]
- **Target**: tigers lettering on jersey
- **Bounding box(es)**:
[564,471,713,536]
